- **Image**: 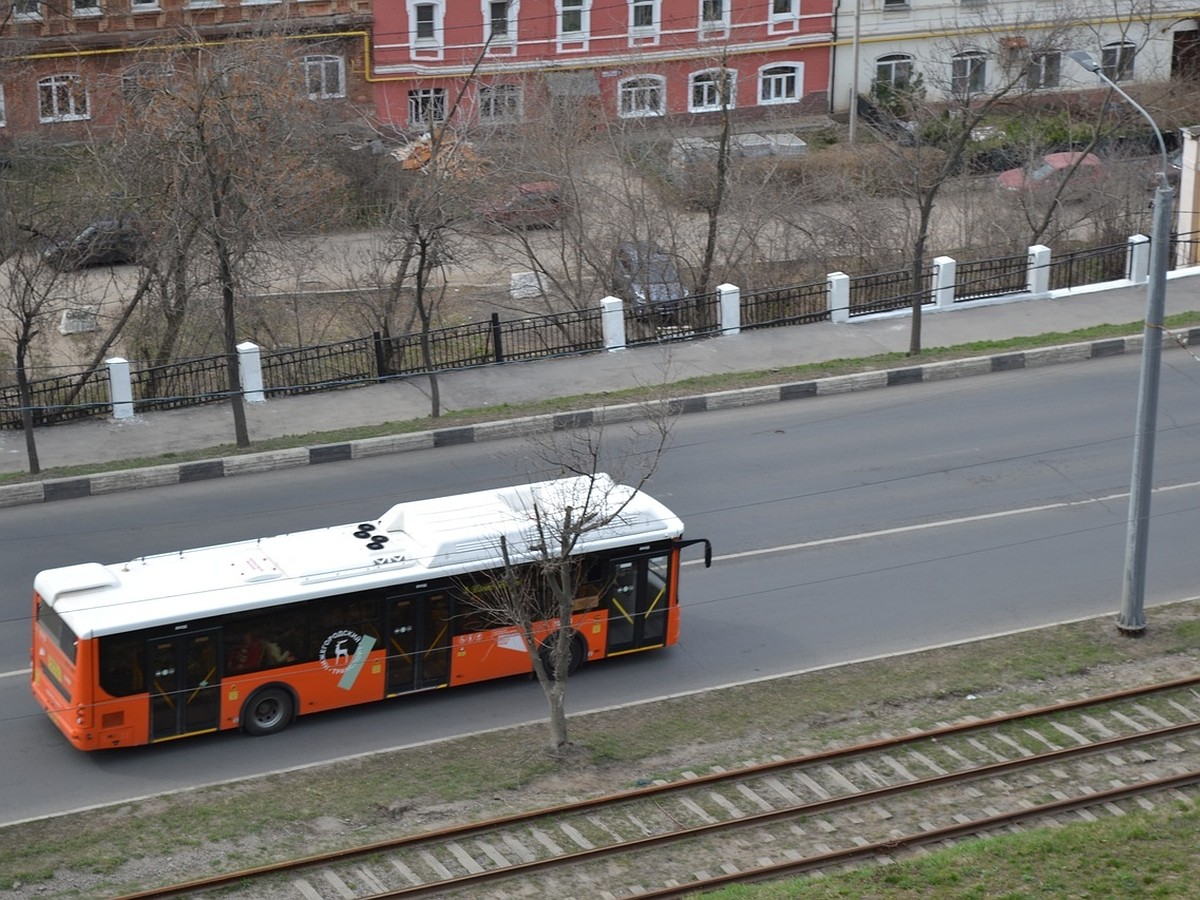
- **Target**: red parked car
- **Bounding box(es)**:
[997,152,1103,194]
[479,181,564,228]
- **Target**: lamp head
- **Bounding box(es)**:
[1068,50,1100,74]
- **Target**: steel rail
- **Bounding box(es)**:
[631,769,1200,898]
[114,673,1200,900]
[350,716,1200,898]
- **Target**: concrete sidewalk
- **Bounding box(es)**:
[2,273,1198,506]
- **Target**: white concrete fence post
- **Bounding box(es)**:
[716,283,741,335]
[106,357,134,420]
[237,341,266,403]
[1027,245,1052,296]
[1127,234,1150,285]
[828,272,850,324]
[600,296,626,351]
[933,256,957,309]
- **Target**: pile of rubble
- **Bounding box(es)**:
[393,130,485,178]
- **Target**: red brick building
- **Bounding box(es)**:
[0,0,373,139]
[370,0,834,132]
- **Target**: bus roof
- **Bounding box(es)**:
[34,475,685,640]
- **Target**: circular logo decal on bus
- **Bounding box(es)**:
[319,629,363,674]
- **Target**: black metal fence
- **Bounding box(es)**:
[742,280,829,327]
[2,234,1189,430]
[625,290,722,346]
[954,253,1028,301]
[132,355,231,411]
[263,338,376,398]
[1172,232,1200,270]
[0,369,112,429]
[1046,242,1128,291]
[848,265,934,317]
[488,308,605,360]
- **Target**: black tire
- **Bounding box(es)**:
[242,687,294,736]
[540,633,585,679]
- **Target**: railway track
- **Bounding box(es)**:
[119,674,1200,899]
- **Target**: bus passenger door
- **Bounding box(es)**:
[604,552,673,656]
[385,591,452,696]
[149,630,220,742]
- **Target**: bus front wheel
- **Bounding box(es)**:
[242,687,294,736]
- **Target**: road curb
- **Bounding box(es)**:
[3,329,1196,508]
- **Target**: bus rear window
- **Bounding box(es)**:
[37,599,78,664]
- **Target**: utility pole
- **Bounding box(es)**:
[1068,51,1173,635]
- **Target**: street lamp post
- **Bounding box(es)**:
[848,0,862,144]
[1068,50,1173,635]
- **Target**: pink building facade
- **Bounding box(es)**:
[370,0,834,132]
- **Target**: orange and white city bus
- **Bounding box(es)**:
[31,475,710,750]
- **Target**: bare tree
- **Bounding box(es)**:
[854,10,1125,354]
[110,36,342,445]
[462,401,682,756]
[0,198,82,473]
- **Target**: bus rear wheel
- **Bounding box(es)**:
[540,633,585,679]
[242,687,294,736]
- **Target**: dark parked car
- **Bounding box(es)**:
[611,241,689,318]
[44,217,143,270]
[480,181,564,228]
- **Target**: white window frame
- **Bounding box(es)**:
[699,0,728,38]
[951,50,987,96]
[558,0,590,50]
[411,2,443,45]
[15,0,41,19]
[631,0,657,33]
[0,85,6,128]
[302,55,346,100]
[39,74,90,123]
[1101,41,1135,82]
[618,75,665,118]
[484,0,518,47]
[408,87,447,126]
[130,0,160,11]
[479,83,523,123]
[689,68,736,113]
[768,0,798,33]
[73,0,101,16]
[758,63,802,105]
[874,53,914,90]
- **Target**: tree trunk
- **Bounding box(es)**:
[698,69,732,295]
[545,678,569,752]
[14,342,40,475]
[414,239,441,418]
[218,239,250,447]
[908,196,936,356]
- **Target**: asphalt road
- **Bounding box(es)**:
[3,351,1199,826]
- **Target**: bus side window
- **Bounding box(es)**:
[573,582,602,612]
[99,634,145,696]
[225,610,298,674]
